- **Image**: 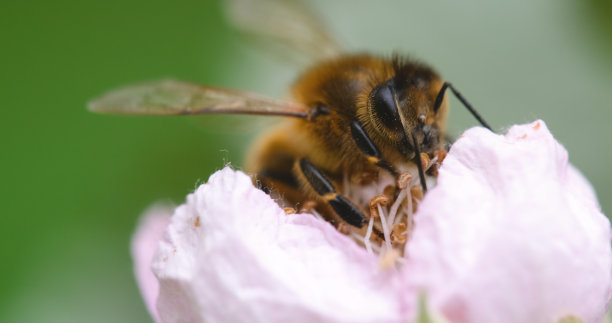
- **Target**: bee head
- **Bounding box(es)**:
[367,69,446,157]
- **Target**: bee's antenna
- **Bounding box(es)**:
[434,82,492,131]
[411,132,428,193]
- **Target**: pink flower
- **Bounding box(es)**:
[132,120,612,323]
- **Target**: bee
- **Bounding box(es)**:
[89,0,491,243]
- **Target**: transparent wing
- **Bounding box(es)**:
[88,79,311,118]
[225,0,342,64]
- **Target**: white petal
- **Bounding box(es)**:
[404,120,612,322]
[152,167,406,323]
[131,204,173,322]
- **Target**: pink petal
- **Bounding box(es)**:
[152,167,408,323]
[131,204,173,322]
[404,120,612,322]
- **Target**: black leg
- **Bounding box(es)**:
[434,82,492,131]
[351,120,429,193]
[299,158,367,228]
[349,120,399,177]
[411,133,428,193]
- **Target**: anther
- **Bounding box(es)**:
[391,222,408,244]
[420,153,431,171]
[369,194,390,218]
[397,172,413,190]
[433,149,447,165]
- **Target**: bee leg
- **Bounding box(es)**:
[410,132,428,193]
[298,158,367,228]
[349,120,398,177]
[434,82,492,131]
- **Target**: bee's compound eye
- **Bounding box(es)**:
[369,83,403,131]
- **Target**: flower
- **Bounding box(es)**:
[132,120,611,323]
[131,204,172,322]
[402,121,612,322]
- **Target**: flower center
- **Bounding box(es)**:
[341,150,446,265]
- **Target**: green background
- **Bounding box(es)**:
[2,0,611,321]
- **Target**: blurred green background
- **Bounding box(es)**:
[1,0,611,321]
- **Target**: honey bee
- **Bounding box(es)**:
[89,0,490,246]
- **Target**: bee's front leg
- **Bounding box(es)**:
[297,158,367,228]
[349,120,398,177]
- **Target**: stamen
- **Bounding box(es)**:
[364,216,374,254]
[403,187,413,222]
[387,189,406,225]
[337,155,440,258]
[369,194,390,221]
[378,204,392,251]
[397,172,412,190]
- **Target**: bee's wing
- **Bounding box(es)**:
[88,79,311,118]
[225,0,342,64]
